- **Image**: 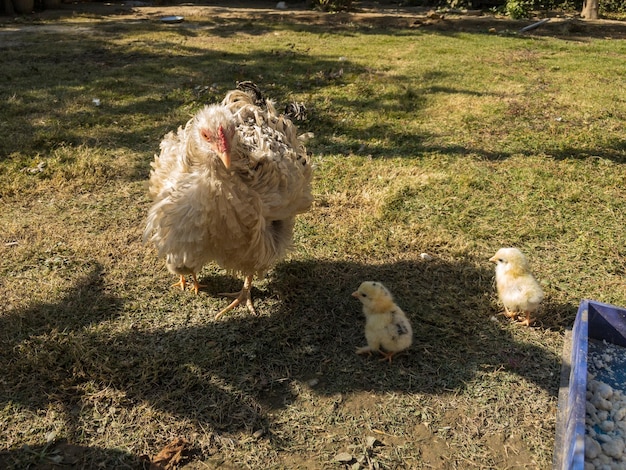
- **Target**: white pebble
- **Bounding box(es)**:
[597,382,614,400]
[586,435,602,459]
[601,420,616,433]
[585,342,626,469]
[602,437,625,459]
[613,406,626,422]
[592,395,613,412]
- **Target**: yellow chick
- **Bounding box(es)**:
[352,281,413,363]
[489,248,544,326]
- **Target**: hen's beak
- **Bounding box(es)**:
[218,151,231,169]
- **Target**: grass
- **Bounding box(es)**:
[1,3,625,469]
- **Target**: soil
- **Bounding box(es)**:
[2,0,626,40]
[0,3,623,468]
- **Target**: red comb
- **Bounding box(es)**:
[217,126,230,154]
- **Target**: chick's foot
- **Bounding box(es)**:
[172,275,187,291]
[519,312,533,327]
[190,273,206,295]
[172,274,205,294]
[503,307,517,319]
[379,350,396,363]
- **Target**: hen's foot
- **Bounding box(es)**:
[215,276,256,319]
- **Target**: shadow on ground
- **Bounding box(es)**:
[0,255,572,466]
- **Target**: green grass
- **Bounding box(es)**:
[1,5,625,469]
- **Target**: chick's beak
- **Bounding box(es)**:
[351,291,360,298]
[488,256,496,263]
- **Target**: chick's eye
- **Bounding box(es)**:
[361,293,367,298]
[498,258,504,263]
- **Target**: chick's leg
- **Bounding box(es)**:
[503,307,517,319]
[172,273,205,294]
[172,275,187,291]
[215,275,256,319]
[519,311,532,327]
[191,273,206,295]
[379,350,396,364]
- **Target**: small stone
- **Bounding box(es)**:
[252,429,265,439]
[334,452,353,463]
[585,436,602,460]
[365,435,382,448]
[601,436,624,459]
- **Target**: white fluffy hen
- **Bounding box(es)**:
[144,83,313,319]
[489,247,544,326]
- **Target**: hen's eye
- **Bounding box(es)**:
[201,129,213,142]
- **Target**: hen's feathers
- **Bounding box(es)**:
[144,86,313,301]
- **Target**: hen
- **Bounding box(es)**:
[489,247,544,326]
[352,281,413,363]
[144,83,313,319]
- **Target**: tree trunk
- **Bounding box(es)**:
[3,0,15,14]
[581,0,599,19]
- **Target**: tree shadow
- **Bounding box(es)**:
[0,440,145,470]
[268,257,570,396]
[0,253,576,466]
[2,8,625,170]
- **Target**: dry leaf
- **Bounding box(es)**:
[150,437,191,470]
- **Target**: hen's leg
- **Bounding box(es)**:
[172,275,186,291]
[215,275,256,319]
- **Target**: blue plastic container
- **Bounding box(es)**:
[554,299,626,470]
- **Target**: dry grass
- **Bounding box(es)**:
[1,3,625,469]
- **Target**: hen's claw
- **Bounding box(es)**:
[215,275,256,319]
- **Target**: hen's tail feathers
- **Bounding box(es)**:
[284,102,307,121]
[236,81,266,106]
